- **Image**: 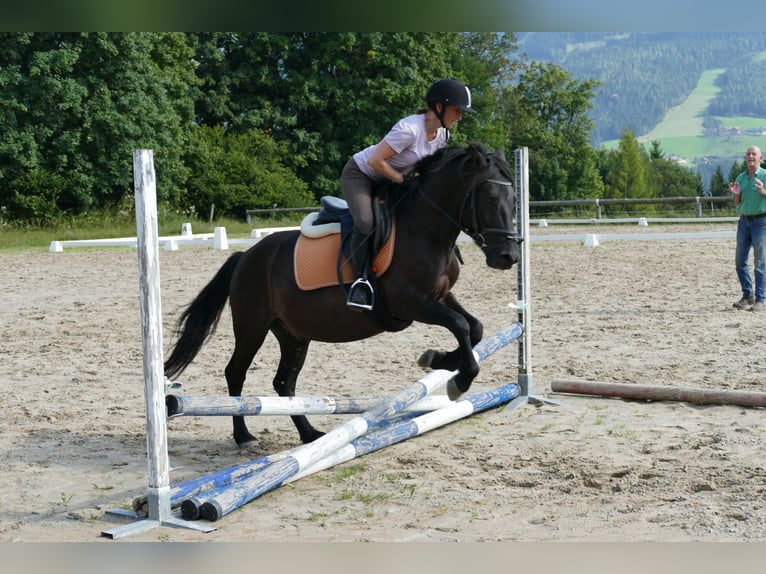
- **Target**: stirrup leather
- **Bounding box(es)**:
[347,277,374,311]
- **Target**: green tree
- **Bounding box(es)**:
[648,140,663,160]
[710,165,728,197]
[450,32,521,151]
[728,159,744,183]
[650,159,702,198]
[606,128,652,202]
[647,139,701,198]
[185,125,315,219]
[190,32,521,200]
[0,32,197,221]
[506,61,604,202]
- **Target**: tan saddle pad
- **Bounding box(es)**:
[294,224,396,291]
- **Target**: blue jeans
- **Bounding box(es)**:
[735,216,766,302]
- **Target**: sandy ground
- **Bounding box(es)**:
[2,223,765,544]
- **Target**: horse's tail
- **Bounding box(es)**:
[164,251,244,379]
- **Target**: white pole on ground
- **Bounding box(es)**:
[101,150,214,539]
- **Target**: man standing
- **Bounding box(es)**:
[729,145,766,312]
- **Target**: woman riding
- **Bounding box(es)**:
[340,78,475,311]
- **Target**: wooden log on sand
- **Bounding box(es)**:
[551,378,766,408]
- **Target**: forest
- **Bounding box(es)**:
[519,32,766,145]
[0,32,712,225]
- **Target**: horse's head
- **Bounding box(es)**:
[396,143,521,270]
[460,146,521,270]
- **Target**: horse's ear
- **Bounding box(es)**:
[469,143,483,162]
[494,149,506,162]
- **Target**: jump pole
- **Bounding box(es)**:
[138,384,519,518]
[102,150,214,539]
[166,393,463,418]
[180,323,523,522]
[284,382,519,485]
[551,378,766,408]
[135,394,461,516]
[506,147,558,409]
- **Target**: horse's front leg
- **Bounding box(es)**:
[406,295,480,400]
[417,292,483,373]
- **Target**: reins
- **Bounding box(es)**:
[416,168,521,250]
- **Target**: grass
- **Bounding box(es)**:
[604,51,766,161]
[642,68,724,140]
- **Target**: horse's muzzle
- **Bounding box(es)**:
[483,237,521,270]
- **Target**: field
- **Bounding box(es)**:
[2,222,765,545]
[606,64,766,160]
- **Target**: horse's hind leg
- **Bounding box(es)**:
[272,326,323,444]
[225,333,268,448]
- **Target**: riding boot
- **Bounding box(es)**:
[346,228,374,311]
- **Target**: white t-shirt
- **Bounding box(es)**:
[353,113,448,180]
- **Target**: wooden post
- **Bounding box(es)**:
[102,150,214,538]
[133,149,171,522]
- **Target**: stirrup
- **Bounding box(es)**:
[347,277,374,311]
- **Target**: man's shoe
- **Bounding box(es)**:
[733,296,755,309]
[752,301,766,312]
[346,278,374,311]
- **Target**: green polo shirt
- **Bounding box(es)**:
[736,167,766,216]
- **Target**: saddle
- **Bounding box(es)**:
[294,195,395,291]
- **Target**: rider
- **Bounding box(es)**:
[340,78,475,311]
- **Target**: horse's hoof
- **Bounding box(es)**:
[417,349,437,369]
[236,439,259,450]
[446,380,464,401]
[302,430,326,444]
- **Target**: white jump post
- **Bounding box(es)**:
[101,150,213,539]
[507,147,558,409]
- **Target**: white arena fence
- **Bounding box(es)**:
[51,216,738,254]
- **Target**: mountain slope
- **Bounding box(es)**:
[518,32,766,146]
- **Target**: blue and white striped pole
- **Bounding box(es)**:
[166,393,462,418]
[287,383,519,483]
[182,324,523,522]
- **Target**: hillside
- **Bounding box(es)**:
[518,32,766,184]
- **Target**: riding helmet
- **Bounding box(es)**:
[426,78,476,113]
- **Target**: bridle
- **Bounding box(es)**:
[465,176,521,249]
[417,171,522,250]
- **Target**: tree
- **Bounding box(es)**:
[185,125,315,219]
[605,128,652,203]
[728,159,744,183]
[450,32,522,151]
[647,139,701,198]
[649,140,663,160]
[650,159,702,198]
[710,165,728,197]
[0,32,197,222]
[505,61,604,202]
[191,32,522,200]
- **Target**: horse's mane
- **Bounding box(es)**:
[381,142,500,218]
[492,149,514,185]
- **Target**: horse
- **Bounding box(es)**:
[164,142,520,448]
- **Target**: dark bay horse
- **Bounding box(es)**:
[164,142,520,447]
